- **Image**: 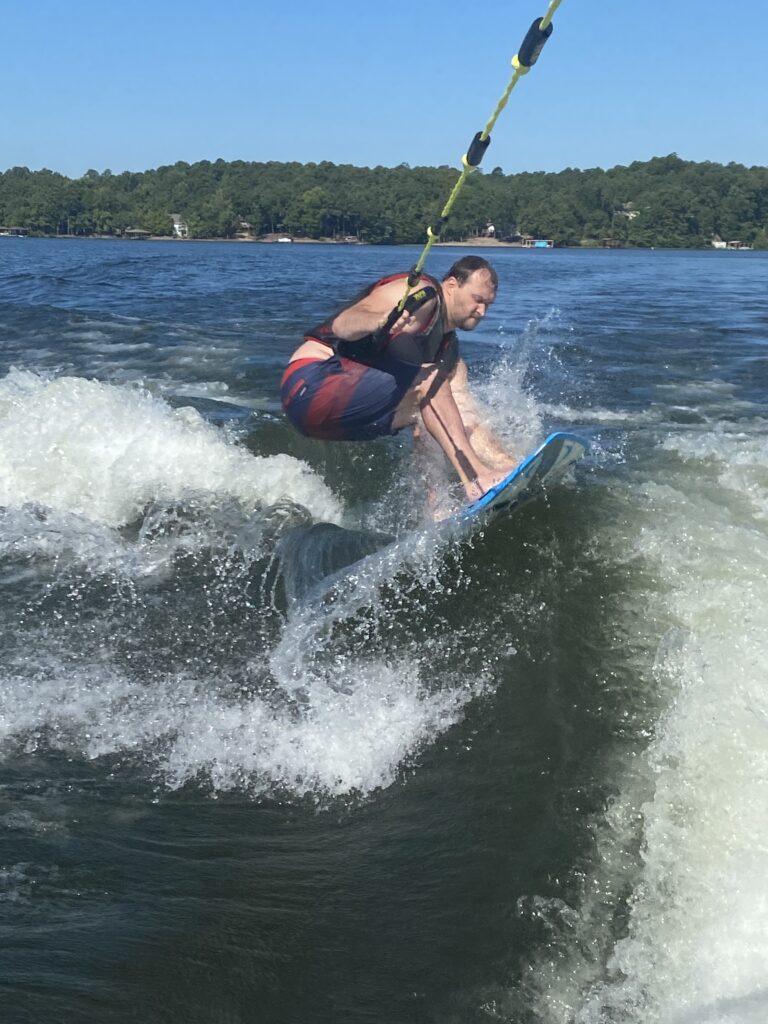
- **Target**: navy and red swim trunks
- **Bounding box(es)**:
[280,353,421,441]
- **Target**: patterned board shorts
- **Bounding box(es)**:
[280,353,421,441]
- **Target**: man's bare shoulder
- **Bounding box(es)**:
[357,276,437,312]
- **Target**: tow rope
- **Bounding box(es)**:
[396,0,563,308]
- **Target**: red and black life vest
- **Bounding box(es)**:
[305,272,459,373]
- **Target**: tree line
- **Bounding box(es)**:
[1,153,767,248]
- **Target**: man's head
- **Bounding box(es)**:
[441,256,498,331]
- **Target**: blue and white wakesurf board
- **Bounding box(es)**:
[448,431,588,527]
[278,432,588,605]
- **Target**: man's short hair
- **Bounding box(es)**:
[442,255,498,289]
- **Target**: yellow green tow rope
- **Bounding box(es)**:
[398,0,563,305]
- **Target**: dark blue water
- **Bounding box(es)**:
[1,239,767,1023]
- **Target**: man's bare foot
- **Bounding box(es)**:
[463,468,514,503]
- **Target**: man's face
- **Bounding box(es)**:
[447,269,497,330]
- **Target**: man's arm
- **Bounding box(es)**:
[331,278,438,341]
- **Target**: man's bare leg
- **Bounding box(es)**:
[394,369,510,501]
[449,359,519,471]
[412,422,455,519]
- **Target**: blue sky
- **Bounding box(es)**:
[3,0,766,178]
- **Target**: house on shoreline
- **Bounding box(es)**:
[712,236,754,250]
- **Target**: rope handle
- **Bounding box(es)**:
[371,285,438,351]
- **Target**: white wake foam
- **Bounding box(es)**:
[521,426,768,1024]
[0,369,341,528]
[0,644,482,800]
[0,377,487,800]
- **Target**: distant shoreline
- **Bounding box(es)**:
[9,234,759,251]
[18,234,553,248]
[4,155,764,250]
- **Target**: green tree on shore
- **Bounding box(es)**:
[1,154,767,248]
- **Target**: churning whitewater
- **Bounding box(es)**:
[0,368,484,797]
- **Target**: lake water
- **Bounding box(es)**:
[1,238,767,1023]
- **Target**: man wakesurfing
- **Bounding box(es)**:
[281,255,515,502]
